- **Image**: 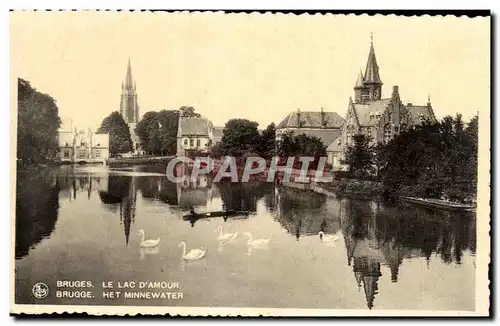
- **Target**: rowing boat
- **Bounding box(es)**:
[399,196,475,212]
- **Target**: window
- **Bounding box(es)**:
[97,143,100,147]
[184,139,188,146]
[367,128,372,139]
[190,139,194,147]
[196,139,201,147]
[81,141,85,146]
[400,124,407,132]
[383,124,392,143]
[64,150,70,158]
[394,126,399,133]
[95,150,100,158]
[79,151,86,158]
[65,142,69,147]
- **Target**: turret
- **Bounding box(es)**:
[363,35,383,100]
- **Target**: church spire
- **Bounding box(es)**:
[364,37,382,84]
[125,58,133,89]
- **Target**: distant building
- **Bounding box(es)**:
[212,126,224,146]
[276,38,437,171]
[58,128,109,164]
[333,38,436,170]
[276,108,345,152]
[119,59,141,153]
[176,116,214,156]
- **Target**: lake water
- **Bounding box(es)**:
[14,164,476,311]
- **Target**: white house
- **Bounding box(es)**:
[176,116,214,156]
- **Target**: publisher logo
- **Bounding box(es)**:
[32,283,49,299]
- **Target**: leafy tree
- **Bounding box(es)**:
[258,123,276,159]
[97,111,133,156]
[17,78,61,165]
[341,134,374,178]
[179,106,201,118]
[135,110,180,155]
[377,115,478,203]
[219,119,260,156]
[276,131,326,169]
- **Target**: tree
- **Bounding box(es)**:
[97,111,133,156]
[179,106,201,118]
[276,131,326,169]
[135,110,180,155]
[376,115,478,203]
[258,123,276,159]
[219,119,260,156]
[17,78,61,165]
[341,134,374,178]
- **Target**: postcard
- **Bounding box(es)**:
[10,11,490,316]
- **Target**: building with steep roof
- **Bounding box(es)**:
[277,37,436,171]
[276,108,345,151]
[176,116,214,156]
[335,38,436,170]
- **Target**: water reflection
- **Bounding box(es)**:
[15,166,477,310]
[139,247,160,260]
[340,198,476,309]
[274,188,340,240]
[15,169,60,259]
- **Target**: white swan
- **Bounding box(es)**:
[318,231,340,243]
[137,230,160,248]
[244,232,270,247]
[178,241,206,261]
[215,225,238,242]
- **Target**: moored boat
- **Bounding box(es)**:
[399,196,476,212]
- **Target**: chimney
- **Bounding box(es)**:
[297,108,301,128]
[320,107,325,127]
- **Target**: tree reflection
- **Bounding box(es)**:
[217,182,272,212]
[273,187,340,240]
[136,176,178,205]
[15,169,60,259]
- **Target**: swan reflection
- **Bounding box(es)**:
[217,236,238,252]
[246,244,269,256]
[139,246,160,260]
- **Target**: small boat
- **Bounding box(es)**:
[399,196,476,212]
[182,210,249,220]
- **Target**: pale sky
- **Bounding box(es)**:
[10,12,490,130]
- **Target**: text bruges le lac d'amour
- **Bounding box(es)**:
[54,280,184,300]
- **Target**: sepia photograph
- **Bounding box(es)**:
[10,11,490,316]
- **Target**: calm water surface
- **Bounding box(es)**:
[15,165,476,311]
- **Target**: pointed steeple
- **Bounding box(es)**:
[354,70,364,88]
[364,36,382,84]
[125,58,133,89]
